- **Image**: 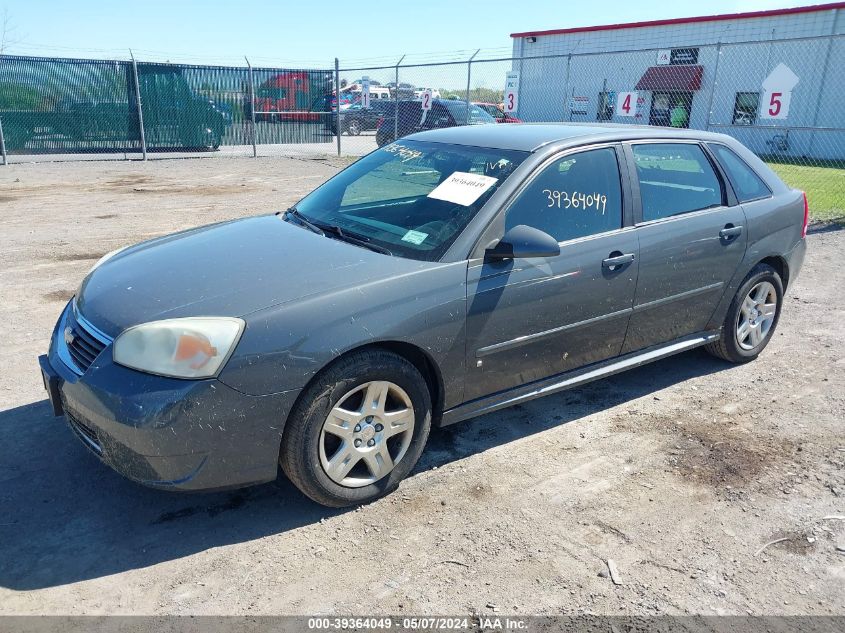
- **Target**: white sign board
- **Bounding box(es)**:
[656,50,671,65]
[420,88,433,111]
[616,91,638,117]
[427,171,498,206]
[361,76,371,109]
[504,71,520,113]
[760,63,799,120]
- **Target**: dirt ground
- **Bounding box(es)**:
[0,156,843,616]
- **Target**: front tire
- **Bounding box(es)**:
[706,263,783,363]
[280,349,432,507]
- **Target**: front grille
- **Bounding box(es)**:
[61,306,111,374]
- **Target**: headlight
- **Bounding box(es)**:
[90,246,129,273]
[113,317,245,379]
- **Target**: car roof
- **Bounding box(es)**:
[406,122,734,152]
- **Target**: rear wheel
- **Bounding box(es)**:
[706,264,783,363]
[280,349,432,507]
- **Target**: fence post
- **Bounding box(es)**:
[245,57,257,158]
[394,55,404,143]
[129,51,147,161]
[563,53,572,121]
[335,58,342,157]
[465,49,480,124]
[0,116,7,166]
[704,43,722,131]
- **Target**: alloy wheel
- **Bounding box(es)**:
[735,281,777,350]
[319,381,415,487]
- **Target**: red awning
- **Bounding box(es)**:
[636,65,704,91]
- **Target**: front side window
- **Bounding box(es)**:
[633,143,723,222]
[709,144,771,202]
[293,140,528,261]
[505,147,623,243]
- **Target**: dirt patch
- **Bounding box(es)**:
[51,251,108,262]
[0,195,19,203]
[42,289,74,302]
[95,214,118,220]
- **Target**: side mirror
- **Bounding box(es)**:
[485,224,560,260]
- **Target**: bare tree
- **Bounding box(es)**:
[0,7,21,55]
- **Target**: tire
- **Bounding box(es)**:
[280,349,432,507]
[347,120,361,136]
[705,263,783,363]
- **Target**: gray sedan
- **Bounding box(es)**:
[39,123,808,507]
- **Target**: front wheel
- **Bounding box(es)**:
[706,263,783,363]
[280,350,432,507]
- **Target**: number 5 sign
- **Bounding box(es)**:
[504,71,519,113]
[761,63,799,120]
[616,91,637,117]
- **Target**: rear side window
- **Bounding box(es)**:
[632,143,723,222]
[505,147,623,243]
[709,144,771,202]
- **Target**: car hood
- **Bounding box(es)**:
[76,214,424,337]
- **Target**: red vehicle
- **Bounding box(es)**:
[251,71,331,122]
[473,102,522,123]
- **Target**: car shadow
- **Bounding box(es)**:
[0,348,728,591]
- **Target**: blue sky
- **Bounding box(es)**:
[0,0,804,67]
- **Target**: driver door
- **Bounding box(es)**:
[464,145,639,401]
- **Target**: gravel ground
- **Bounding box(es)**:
[0,157,843,616]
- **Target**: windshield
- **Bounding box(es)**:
[291,140,528,261]
[443,101,496,124]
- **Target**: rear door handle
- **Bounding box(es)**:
[719,225,743,240]
[602,252,635,269]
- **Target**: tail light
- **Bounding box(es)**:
[376,116,385,129]
[801,191,809,238]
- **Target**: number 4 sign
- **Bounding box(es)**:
[616,91,637,117]
[760,63,799,120]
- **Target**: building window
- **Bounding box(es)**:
[597,91,614,121]
[732,92,759,125]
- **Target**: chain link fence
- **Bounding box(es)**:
[1,36,843,220]
[334,34,844,221]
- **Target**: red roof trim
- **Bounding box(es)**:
[510,2,845,38]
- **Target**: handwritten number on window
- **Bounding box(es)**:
[543,189,607,214]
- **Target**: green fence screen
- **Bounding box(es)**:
[0,55,334,154]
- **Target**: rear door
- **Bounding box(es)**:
[622,141,747,353]
[464,145,639,400]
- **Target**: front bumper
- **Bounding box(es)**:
[40,303,300,491]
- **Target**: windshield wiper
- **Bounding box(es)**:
[283,207,324,235]
[311,221,393,256]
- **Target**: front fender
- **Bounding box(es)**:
[218,261,468,408]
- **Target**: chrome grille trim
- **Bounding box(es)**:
[56,301,114,375]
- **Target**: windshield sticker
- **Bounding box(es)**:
[543,189,608,214]
[427,171,498,206]
[401,229,428,245]
[383,143,423,162]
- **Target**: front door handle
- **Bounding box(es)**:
[719,225,743,240]
[602,252,635,270]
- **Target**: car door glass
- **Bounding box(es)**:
[708,144,772,202]
[505,147,623,242]
[632,143,723,221]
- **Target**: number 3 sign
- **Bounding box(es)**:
[760,63,799,120]
[616,91,637,117]
[504,71,519,113]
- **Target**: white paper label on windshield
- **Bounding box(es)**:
[427,171,498,206]
[401,229,428,245]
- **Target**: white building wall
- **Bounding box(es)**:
[511,8,845,159]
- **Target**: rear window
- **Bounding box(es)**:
[709,144,771,203]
